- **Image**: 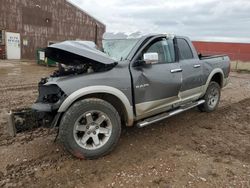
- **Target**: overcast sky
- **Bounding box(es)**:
[69,0,250,42]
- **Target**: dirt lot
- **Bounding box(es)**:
[0,60,250,188]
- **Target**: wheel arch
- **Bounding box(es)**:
[58,86,134,126]
[201,68,224,96]
[211,73,223,87]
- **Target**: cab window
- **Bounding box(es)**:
[143,38,175,63]
[177,38,193,60]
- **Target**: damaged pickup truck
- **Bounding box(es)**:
[7,34,230,159]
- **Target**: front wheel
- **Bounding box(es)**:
[198,81,221,112]
[59,98,121,159]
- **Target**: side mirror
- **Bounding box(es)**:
[143,52,159,65]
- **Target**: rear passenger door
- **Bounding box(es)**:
[177,38,203,100]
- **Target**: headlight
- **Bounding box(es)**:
[36,84,65,104]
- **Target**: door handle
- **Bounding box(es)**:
[193,64,201,68]
[170,69,183,73]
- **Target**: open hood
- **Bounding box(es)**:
[45,41,117,65]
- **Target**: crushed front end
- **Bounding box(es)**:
[6,77,66,136]
[6,40,118,137]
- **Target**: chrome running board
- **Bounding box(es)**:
[137,100,205,128]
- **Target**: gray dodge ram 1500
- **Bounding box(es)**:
[7,34,230,159]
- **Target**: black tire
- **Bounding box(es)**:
[59,98,121,159]
[198,81,221,112]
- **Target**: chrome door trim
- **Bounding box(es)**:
[170,69,183,73]
[193,64,201,68]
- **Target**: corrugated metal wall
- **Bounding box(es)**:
[193,41,250,62]
[0,0,106,59]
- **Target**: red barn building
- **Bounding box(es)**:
[193,41,250,62]
[0,0,105,60]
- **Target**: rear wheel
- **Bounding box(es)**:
[59,98,121,159]
[198,81,221,112]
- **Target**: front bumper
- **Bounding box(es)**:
[6,107,58,137]
[6,109,38,137]
[7,111,16,137]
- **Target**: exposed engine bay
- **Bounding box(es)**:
[45,40,118,77]
[51,62,116,77]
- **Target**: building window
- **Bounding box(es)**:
[0,30,4,45]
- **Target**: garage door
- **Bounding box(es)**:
[6,32,21,60]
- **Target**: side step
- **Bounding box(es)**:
[137,100,205,128]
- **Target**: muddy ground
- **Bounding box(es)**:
[0,60,250,188]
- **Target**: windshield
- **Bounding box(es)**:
[102,39,139,61]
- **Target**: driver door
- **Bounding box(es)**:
[130,37,182,119]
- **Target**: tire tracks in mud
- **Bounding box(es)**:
[0,84,37,92]
[0,98,249,187]
[0,82,38,109]
[0,149,70,187]
[0,128,56,147]
[190,98,250,163]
